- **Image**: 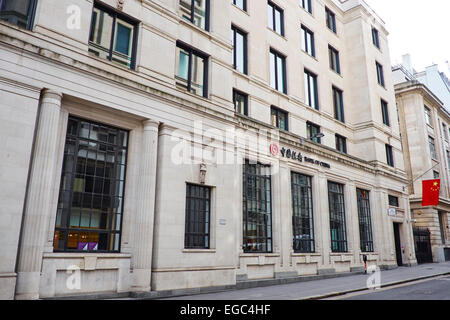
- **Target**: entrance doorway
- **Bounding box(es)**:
[413,227,433,264]
[393,223,403,266]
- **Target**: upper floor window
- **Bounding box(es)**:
[429,136,437,159]
[269,48,287,94]
[175,42,208,98]
[233,89,248,116]
[271,106,288,131]
[301,24,315,57]
[300,0,312,14]
[335,134,347,154]
[372,27,380,49]
[0,0,37,30]
[332,86,344,123]
[231,25,247,74]
[307,121,321,144]
[424,106,432,126]
[268,1,284,36]
[381,99,390,126]
[443,123,448,141]
[53,117,128,253]
[179,0,210,31]
[376,61,385,87]
[232,0,247,11]
[304,69,319,110]
[385,144,394,167]
[329,45,340,74]
[325,7,336,33]
[89,2,138,69]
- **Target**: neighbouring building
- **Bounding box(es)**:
[0,0,417,300]
[393,55,450,263]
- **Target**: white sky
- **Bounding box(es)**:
[364,0,450,76]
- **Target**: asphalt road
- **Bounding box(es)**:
[328,275,450,300]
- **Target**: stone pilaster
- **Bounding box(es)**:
[316,173,332,272]
[131,119,159,292]
[15,89,63,300]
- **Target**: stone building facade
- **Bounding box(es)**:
[393,59,450,263]
[0,0,416,300]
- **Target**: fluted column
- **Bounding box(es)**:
[15,89,63,300]
[132,119,159,292]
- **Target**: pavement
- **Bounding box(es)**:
[158,262,450,300]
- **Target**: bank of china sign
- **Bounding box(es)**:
[269,143,331,169]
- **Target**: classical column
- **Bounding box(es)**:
[132,119,159,292]
[316,173,332,273]
[15,89,63,300]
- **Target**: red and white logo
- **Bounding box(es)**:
[270,143,279,156]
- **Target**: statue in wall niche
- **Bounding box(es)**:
[117,0,125,11]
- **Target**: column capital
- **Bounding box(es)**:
[142,119,159,131]
[41,89,63,106]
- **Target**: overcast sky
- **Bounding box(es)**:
[364,0,450,76]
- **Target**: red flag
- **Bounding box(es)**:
[422,179,440,206]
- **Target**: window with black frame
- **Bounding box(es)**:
[301,24,315,57]
[328,181,347,253]
[304,69,319,110]
[376,61,385,87]
[232,0,246,12]
[179,0,209,30]
[357,188,374,252]
[291,172,314,253]
[271,106,288,131]
[233,89,248,116]
[325,7,336,33]
[185,184,211,249]
[333,86,344,123]
[386,144,394,167]
[335,134,347,154]
[372,27,380,49]
[175,42,208,98]
[267,1,284,36]
[88,2,138,69]
[269,48,287,94]
[53,117,128,252]
[0,0,37,30]
[307,121,321,144]
[300,0,312,14]
[231,25,247,74]
[381,99,390,126]
[329,45,340,74]
[243,160,272,253]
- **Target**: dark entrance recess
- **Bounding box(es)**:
[393,223,403,266]
[413,227,433,264]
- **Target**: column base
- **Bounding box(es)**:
[131,269,151,292]
[15,272,41,300]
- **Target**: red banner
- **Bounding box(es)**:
[422,179,440,206]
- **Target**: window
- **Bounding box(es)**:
[300,0,312,14]
[424,106,432,126]
[381,99,390,126]
[329,45,340,74]
[271,106,288,131]
[376,62,385,87]
[325,7,336,33]
[233,89,248,116]
[268,1,284,36]
[328,182,347,253]
[438,212,446,245]
[179,0,209,30]
[89,2,138,69]
[447,150,450,170]
[372,27,380,49]
[388,195,399,207]
[53,117,128,252]
[304,69,319,110]
[433,170,440,179]
[307,122,321,144]
[357,189,374,252]
[429,136,437,159]
[291,172,314,253]
[243,160,272,253]
[332,86,345,123]
[232,0,246,11]
[269,49,287,94]
[231,25,247,74]
[301,25,315,57]
[185,184,211,249]
[443,123,448,141]
[385,144,394,167]
[335,134,347,154]
[0,0,37,30]
[175,42,208,98]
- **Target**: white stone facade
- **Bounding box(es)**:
[0,0,417,299]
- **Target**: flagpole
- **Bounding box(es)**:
[402,162,440,192]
